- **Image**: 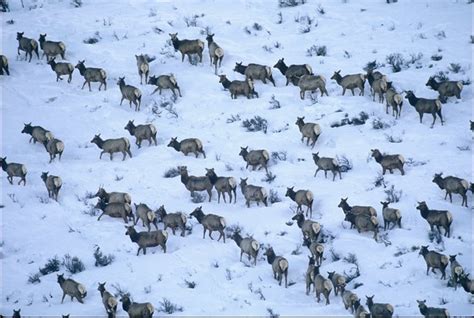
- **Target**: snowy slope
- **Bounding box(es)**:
[1,0,473,316]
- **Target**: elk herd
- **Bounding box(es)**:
[1,17,472,318]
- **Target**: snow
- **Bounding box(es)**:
[1,0,472,316]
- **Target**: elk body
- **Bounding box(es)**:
[417,300,449,318]
[292,213,320,242]
[21,122,53,144]
[449,255,464,290]
[75,60,107,91]
[219,75,258,99]
[370,149,405,175]
[169,32,204,63]
[134,203,158,232]
[297,74,328,99]
[0,157,27,185]
[124,120,157,148]
[96,199,133,224]
[135,54,149,84]
[240,178,268,207]
[205,168,237,204]
[416,201,452,238]
[16,32,39,62]
[41,172,62,201]
[302,238,324,266]
[338,197,377,217]
[264,247,289,288]
[155,205,187,237]
[365,295,394,318]
[231,231,260,266]
[327,271,346,296]
[190,206,226,243]
[168,137,205,158]
[57,274,87,304]
[331,70,366,96]
[344,212,379,241]
[179,166,213,202]
[385,82,403,119]
[419,245,449,280]
[273,58,313,86]
[239,147,269,173]
[0,55,10,75]
[98,282,118,316]
[312,153,341,181]
[93,187,131,204]
[405,90,443,128]
[38,33,66,61]
[206,34,224,74]
[313,265,333,305]
[380,201,402,230]
[47,58,74,82]
[295,117,321,149]
[125,226,168,255]
[432,173,469,207]
[90,134,132,161]
[43,138,64,163]
[286,187,313,217]
[233,62,275,86]
[117,77,142,111]
[426,76,463,101]
[148,74,182,97]
[119,294,154,318]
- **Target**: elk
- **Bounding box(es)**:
[169,32,204,64]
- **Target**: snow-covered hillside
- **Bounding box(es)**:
[1,0,473,316]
